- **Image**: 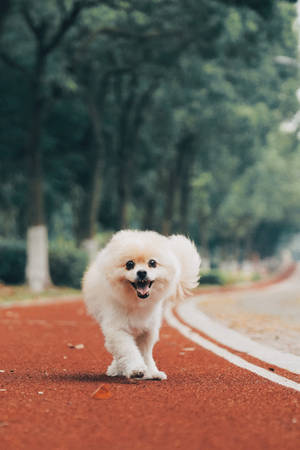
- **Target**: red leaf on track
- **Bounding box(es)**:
[91,385,112,400]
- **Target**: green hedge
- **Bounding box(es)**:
[199,270,224,285]
[0,240,26,284]
[49,245,88,289]
[0,240,88,289]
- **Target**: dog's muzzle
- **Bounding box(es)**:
[130,279,154,299]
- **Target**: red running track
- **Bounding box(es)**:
[0,299,300,450]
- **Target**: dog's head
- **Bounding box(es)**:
[102,230,180,303]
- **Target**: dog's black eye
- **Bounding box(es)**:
[148,259,157,268]
[125,260,135,270]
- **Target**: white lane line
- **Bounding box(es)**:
[178,299,300,375]
[165,304,300,393]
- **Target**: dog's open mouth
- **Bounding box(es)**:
[130,280,154,299]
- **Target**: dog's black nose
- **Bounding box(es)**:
[137,270,147,280]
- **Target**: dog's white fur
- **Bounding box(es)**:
[82,230,201,380]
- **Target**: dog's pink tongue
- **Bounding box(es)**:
[137,285,150,296]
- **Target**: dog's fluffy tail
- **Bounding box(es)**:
[168,234,201,301]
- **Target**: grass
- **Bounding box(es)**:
[0,269,262,303]
[0,284,81,304]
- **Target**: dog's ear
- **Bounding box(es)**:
[168,235,201,301]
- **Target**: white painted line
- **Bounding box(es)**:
[178,299,300,375]
[165,304,300,393]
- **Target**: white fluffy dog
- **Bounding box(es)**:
[82,230,201,380]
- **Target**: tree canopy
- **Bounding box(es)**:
[0,0,299,261]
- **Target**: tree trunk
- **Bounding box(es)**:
[27,97,45,227]
[142,196,156,230]
[26,225,51,292]
[162,172,176,235]
[77,149,103,260]
[179,142,196,234]
[77,146,103,221]
[161,144,187,235]
[0,0,10,36]
[76,86,108,260]
[19,2,89,290]
[78,98,104,232]
[116,155,129,230]
[25,54,51,291]
[115,76,132,230]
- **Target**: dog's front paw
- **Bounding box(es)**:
[125,365,147,379]
[144,370,167,380]
[106,360,121,377]
[130,370,145,379]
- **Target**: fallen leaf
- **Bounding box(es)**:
[91,385,112,400]
[67,343,84,349]
[183,347,195,351]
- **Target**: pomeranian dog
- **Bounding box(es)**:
[82,230,201,380]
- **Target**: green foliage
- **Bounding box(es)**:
[0,240,88,288]
[49,243,88,289]
[0,240,26,284]
[0,0,299,262]
[96,231,114,247]
[199,268,259,285]
[199,270,225,286]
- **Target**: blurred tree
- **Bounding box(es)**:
[64,0,227,239]
[0,0,106,289]
[0,0,299,281]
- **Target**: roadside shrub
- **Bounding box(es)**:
[0,239,26,284]
[49,244,88,289]
[0,239,88,288]
[199,270,224,285]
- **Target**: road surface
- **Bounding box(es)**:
[197,264,300,355]
[1,281,300,449]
